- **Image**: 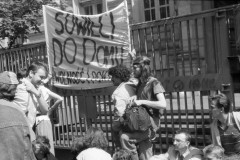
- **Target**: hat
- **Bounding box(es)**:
[0,71,19,84]
[133,56,151,65]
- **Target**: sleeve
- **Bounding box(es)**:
[13,83,30,114]
[112,93,128,117]
[112,84,135,117]
[153,80,165,95]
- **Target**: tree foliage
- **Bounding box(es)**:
[0,0,63,49]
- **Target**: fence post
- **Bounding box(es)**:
[215,10,234,107]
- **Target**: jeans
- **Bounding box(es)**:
[0,105,36,160]
[120,130,153,160]
[112,119,122,149]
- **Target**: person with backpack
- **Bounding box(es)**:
[108,65,137,150]
[120,56,167,160]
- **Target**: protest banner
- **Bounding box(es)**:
[43,1,132,90]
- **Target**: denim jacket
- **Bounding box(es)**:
[0,102,36,160]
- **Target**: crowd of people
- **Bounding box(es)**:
[1,56,240,160]
[104,55,240,160]
[0,61,62,160]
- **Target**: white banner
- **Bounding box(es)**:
[43,1,132,90]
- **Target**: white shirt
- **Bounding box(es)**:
[112,81,136,117]
[13,78,38,128]
[76,148,112,160]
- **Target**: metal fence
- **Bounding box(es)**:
[0,4,240,154]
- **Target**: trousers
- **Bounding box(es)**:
[120,130,153,160]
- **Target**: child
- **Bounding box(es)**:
[32,136,57,160]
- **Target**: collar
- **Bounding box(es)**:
[182,148,190,158]
[0,99,25,114]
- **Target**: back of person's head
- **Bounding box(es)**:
[175,129,192,142]
[112,149,132,160]
[209,93,231,113]
[0,71,19,100]
[71,135,87,160]
[132,56,152,82]
[17,67,27,80]
[224,154,240,160]
[32,136,51,160]
[203,145,224,160]
[26,61,48,77]
[108,65,131,82]
[84,127,108,151]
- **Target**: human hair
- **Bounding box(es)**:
[32,136,50,159]
[83,127,108,151]
[112,149,133,160]
[175,129,192,142]
[133,56,152,83]
[70,135,88,160]
[26,61,48,77]
[17,67,27,80]
[108,65,131,82]
[224,154,240,160]
[209,93,231,113]
[0,83,17,100]
[203,145,224,160]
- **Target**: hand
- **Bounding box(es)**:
[132,100,142,107]
[24,80,36,93]
[128,96,137,107]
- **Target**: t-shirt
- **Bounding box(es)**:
[112,81,136,117]
[13,78,38,128]
[76,148,112,160]
[137,77,165,117]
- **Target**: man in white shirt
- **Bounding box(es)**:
[150,129,203,160]
[14,61,49,141]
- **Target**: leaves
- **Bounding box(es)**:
[0,0,61,49]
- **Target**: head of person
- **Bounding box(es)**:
[108,65,131,86]
[0,71,19,101]
[112,149,132,160]
[26,62,48,87]
[17,67,27,81]
[209,93,231,119]
[203,145,224,160]
[71,135,87,160]
[84,127,108,151]
[173,129,191,152]
[132,56,152,82]
[32,136,50,160]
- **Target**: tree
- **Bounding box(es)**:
[0,0,63,49]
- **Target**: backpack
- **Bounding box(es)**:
[123,105,151,132]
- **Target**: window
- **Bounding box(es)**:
[96,3,103,14]
[81,2,103,15]
[144,0,171,21]
[84,5,93,15]
[159,0,170,19]
[144,0,156,21]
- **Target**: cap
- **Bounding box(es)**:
[133,56,151,65]
[0,71,19,84]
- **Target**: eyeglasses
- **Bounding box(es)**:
[172,138,186,143]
